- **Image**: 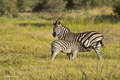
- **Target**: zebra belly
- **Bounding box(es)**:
[79,47,92,52]
[62,49,72,53]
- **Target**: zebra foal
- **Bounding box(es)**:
[52,20,104,60]
[51,40,92,60]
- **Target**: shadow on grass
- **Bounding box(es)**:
[94,14,120,24]
[19,23,51,27]
[0,60,10,63]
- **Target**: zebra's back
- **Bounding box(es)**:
[63,31,103,48]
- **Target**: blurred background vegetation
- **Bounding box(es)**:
[0,0,120,17]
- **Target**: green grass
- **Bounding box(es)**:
[0,12,120,80]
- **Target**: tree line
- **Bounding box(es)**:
[0,0,120,17]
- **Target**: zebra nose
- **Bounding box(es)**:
[52,32,56,37]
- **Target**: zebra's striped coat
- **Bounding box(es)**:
[52,20,104,60]
[51,40,92,60]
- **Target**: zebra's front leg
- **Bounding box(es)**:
[51,51,59,61]
[94,42,102,60]
[66,53,72,60]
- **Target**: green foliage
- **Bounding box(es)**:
[0,0,120,17]
[32,0,47,12]
[66,0,83,9]
[17,0,31,12]
[66,0,114,10]
[43,0,67,13]
[113,1,120,17]
[0,0,18,17]
[33,0,67,13]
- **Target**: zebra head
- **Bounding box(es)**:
[52,20,71,38]
[52,20,62,37]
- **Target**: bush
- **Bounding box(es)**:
[66,0,108,10]
[32,0,47,12]
[66,0,83,10]
[43,0,67,13]
[113,2,120,17]
[0,0,18,17]
[17,0,31,12]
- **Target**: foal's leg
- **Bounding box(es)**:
[51,51,59,61]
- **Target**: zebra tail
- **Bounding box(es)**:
[100,40,104,47]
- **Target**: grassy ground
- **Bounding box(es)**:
[0,9,120,80]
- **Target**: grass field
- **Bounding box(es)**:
[0,10,120,80]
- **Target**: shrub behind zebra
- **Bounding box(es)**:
[52,20,104,60]
[51,40,92,60]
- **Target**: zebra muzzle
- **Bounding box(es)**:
[52,32,56,37]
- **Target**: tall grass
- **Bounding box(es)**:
[0,9,120,80]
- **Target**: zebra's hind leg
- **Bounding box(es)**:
[51,51,59,61]
[93,42,102,60]
[66,53,72,60]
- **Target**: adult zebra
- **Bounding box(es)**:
[52,20,104,60]
[51,40,92,60]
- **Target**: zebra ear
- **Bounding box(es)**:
[55,20,61,25]
[52,21,55,25]
[57,21,61,25]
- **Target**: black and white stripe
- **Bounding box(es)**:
[51,40,92,60]
[52,20,104,60]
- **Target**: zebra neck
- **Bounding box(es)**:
[61,25,71,33]
[58,25,71,39]
[58,30,71,39]
[58,32,64,39]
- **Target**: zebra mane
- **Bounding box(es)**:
[54,20,71,32]
[61,25,71,32]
